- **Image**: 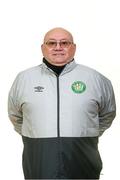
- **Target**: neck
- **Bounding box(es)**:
[43,58,66,75]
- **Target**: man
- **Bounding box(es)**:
[8,27,116,179]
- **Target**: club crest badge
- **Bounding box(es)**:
[71,81,86,93]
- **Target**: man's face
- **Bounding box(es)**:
[41,28,76,66]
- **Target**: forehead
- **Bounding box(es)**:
[44,29,73,42]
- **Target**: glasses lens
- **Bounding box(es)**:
[45,41,57,48]
[60,41,72,48]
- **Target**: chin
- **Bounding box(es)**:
[52,59,66,65]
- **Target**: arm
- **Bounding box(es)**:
[8,73,23,135]
[99,77,116,136]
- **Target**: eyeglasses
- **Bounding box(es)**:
[44,40,74,48]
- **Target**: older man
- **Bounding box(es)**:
[8,27,116,179]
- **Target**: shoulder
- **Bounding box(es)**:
[75,63,113,91]
[10,64,43,88]
[18,64,42,76]
[76,63,101,75]
[76,63,111,82]
[15,64,42,80]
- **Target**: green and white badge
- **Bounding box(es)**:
[71,81,86,93]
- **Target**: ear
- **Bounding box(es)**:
[74,43,76,47]
[41,44,44,51]
[73,43,76,50]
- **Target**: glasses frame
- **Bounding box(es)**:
[44,39,74,49]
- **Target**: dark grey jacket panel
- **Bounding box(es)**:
[22,136,102,179]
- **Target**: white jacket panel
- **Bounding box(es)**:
[8,61,116,138]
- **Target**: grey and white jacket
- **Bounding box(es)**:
[8,60,116,179]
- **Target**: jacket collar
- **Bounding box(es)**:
[42,59,77,76]
[43,58,66,75]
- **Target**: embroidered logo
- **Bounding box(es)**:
[71,81,86,93]
[34,86,44,92]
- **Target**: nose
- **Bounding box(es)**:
[55,42,63,50]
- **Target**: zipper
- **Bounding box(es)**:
[46,67,60,137]
[48,68,64,177]
[56,75,60,137]
[56,75,63,178]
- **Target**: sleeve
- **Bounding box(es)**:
[99,76,116,136]
[8,73,23,135]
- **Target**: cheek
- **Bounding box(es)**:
[67,49,75,58]
[42,48,50,57]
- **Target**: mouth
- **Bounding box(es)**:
[52,53,65,56]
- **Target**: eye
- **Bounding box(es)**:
[61,41,69,46]
[46,41,56,46]
[60,41,73,47]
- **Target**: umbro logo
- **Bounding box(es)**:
[34,86,44,92]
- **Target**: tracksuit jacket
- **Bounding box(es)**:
[8,59,116,179]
